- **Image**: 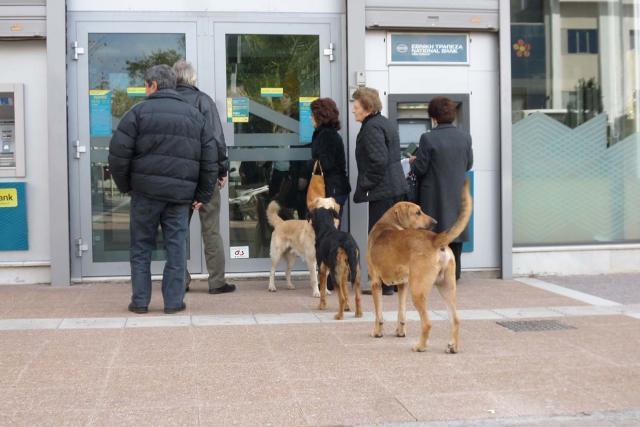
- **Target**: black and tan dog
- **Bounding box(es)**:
[309,198,362,320]
[367,179,471,353]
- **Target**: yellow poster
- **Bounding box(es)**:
[0,188,18,208]
[127,87,146,97]
[260,87,284,97]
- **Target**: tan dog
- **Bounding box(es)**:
[266,199,339,297]
[367,179,471,353]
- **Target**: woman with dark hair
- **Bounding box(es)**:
[410,96,473,280]
[352,87,408,296]
[310,98,351,221]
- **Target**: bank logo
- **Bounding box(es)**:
[395,43,409,54]
[0,188,17,208]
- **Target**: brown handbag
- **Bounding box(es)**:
[306,160,326,209]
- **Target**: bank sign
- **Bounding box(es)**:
[388,33,469,65]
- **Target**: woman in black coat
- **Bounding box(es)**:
[352,87,408,295]
[310,98,351,221]
[410,96,473,280]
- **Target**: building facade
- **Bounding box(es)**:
[0,0,638,285]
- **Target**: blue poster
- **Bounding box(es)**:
[89,90,113,137]
[0,182,28,251]
[299,97,317,144]
[226,97,250,123]
[390,34,468,64]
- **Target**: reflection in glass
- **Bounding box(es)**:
[511,1,640,245]
[88,33,186,262]
[225,34,320,258]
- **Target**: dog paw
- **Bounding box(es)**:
[286,283,296,290]
[312,290,321,298]
[344,305,351,312]
[411,344,427,352]
[395,330,406,338]
[355,311,363,318]
[445,343,458,354]
[326,289,332,295]
[268,287,277,293]
[371,332,383,338]
[334,313,344,320]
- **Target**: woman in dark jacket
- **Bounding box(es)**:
[352,87,408,295]
[410,96,473,280]
[310,98,351,221]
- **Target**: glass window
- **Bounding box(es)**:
[225,34,320,258]
[87,33,186,262]
[511,1,640,246]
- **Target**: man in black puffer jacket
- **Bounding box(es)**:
[109,64,218,315]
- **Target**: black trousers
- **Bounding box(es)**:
[369,195,405,292]
[449,242,462,280]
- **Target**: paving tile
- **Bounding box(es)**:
[300,397,415,425]
[551,305,626,316]
[0,318,61,331]
[59,317,126,329]
[5,409,94,426]
[125,315,191,328]
[492,307,564,319]
[92,406,198,427]
[396,391,499,422]
[191,314,256,326]
[254,312,320,324]
[101,366,197,410]
[199,401,306,426]
[456,309,506,320]
[17,366,109,389]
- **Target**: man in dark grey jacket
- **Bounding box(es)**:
[108,64,218,314]
[173,60,236,295]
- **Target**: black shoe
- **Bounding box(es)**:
[164,303,186,314]
[128,303,148,314]
[382,287,395,296]
[361,289,372,295]
[209,283,236,294]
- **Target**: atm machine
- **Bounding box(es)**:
[388,93,470,152]
[0,83,24,177]
[387,93,474,252]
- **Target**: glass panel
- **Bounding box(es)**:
[511,1,640,246]
[88,33,186,262]
[0,92,16,168]
[225,34,320,259]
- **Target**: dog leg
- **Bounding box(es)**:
[436,265,460,354]
[334,268,348,320]
[411,287,431,352]
[353,267,363,318]
[342,268,351,312]
[268,254,280,293]
[395,283,408,337]
[318,264,329,310]
[371,279,384,338]
[306,256,320,298]
[285,251,296,290]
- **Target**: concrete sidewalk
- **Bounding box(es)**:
[0,275,639,426]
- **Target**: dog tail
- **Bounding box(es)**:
[434,178,472,248]
[343,239,360,285]
[266,200,284,228]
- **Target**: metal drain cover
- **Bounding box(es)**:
[496,319,576,332]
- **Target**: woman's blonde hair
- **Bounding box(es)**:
[352,87,382,114]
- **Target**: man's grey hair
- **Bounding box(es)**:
[173,59,197,86]
[144,64,177,90]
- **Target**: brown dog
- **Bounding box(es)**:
[366,179,471,353]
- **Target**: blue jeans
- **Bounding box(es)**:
[129,193,189,309]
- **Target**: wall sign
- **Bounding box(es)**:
[230,246,249,259]
[298,97,318,144]
[226,97,249,123]
[89,90,112,137]
[388,33,469,65]
[0,182,28,250]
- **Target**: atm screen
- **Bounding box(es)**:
[399,121,428,145]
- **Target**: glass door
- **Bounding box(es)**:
[214,23,334,272]
[73,22,200,277]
